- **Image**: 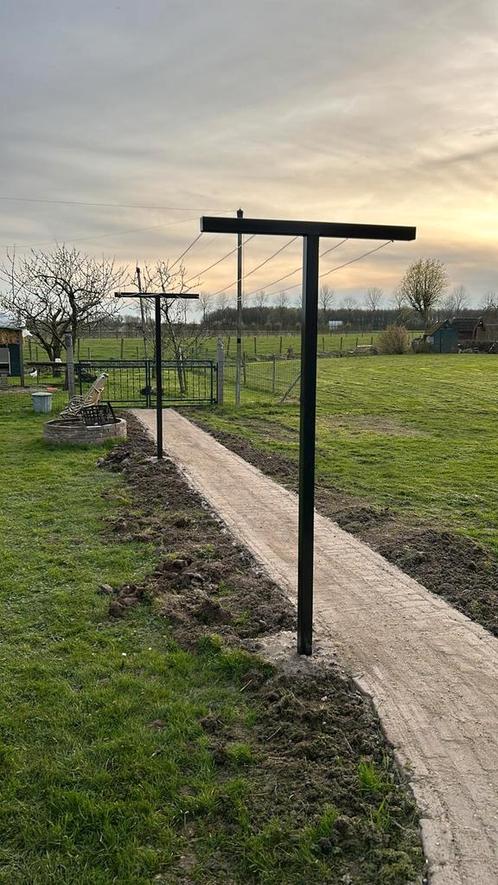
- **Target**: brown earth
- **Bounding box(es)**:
[98,414,425,885]
[188,417,498,638]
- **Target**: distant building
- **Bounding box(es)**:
[328,320,344,330]
[414,316,498,354]
[0,312,24,382]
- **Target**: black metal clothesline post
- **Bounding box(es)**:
[200,216,416,655]
[115,290,199,459]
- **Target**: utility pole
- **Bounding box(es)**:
[235,208,243,406]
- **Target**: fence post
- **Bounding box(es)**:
[254,335,257,355]
[64,333,75,398]
[216,337,224,405]
[120,337,124,359]
[279,335,283,354]
[272,354,276,394]
[243,351,247,385]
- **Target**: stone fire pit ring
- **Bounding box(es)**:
[43,417,127,446]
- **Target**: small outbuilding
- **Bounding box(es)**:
[0,312,24,383]
[423,320,459,353]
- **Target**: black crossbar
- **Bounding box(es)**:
[201,216,416,241]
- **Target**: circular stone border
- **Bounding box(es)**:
[43,417,127,446]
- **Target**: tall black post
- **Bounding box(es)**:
[155,295,163,459]
[297,235,319,655]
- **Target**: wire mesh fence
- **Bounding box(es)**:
[223,356,302,404]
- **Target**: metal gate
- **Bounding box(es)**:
[76,359,217,407]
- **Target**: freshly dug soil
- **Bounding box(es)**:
[98,414,425,885]
[189,417,498,638]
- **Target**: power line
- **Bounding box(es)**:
[0,195,233,212]
[183,235,256,286]
[244,238,348,298]
[0,215,203,251]
[280,240,393,296]
[168,232,204,272]
[212,236,299,297]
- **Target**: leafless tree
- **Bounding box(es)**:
[398,258,447,327]
[391,287,413,325]
[0,245,124,361]
[443,284,468,317]
[275,290,288,309]
[254,289,269,309]
[480,291,497,315]
[216,291,229,316]
[365,287,383,312]
[139,260,205,394]
[198,292,211,324]
[319,284,334,320]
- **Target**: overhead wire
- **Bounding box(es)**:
[0,215,204,251]
[211,236,299,297]
[168,231,204,272]
[183,234,256,286]
[0,195,234,212]
[244,238,348,298]
[278,240,394,296]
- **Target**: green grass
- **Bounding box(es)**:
[0,416,268,883]
[0,412,423,883]
[25,331,418,363]
[192,353,498,554]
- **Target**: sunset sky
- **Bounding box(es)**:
[0,0,497,309]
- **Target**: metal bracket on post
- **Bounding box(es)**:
[216,337,224,405]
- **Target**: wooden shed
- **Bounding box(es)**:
[0,312,24,383]
[423,320,459,353]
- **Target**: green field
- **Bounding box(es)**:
[25,330,417,363]
[193,354,498,554]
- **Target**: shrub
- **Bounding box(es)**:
[377,325,410,354]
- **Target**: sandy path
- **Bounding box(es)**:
[134,409,498,885]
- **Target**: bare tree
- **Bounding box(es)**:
[139,260,205,394]
[216,291,229,316]
[255,290,269,308]
[0,245,124,361]
[391,287,413,325]
[198,292,211,324]
[480,291,497,315]
[319,284,334,321]
[365,287,383,312]
[398,258,447,327]
[444,284,468,317]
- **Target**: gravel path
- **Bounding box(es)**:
[134,409,498,885]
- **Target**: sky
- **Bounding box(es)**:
[0,0,497,312]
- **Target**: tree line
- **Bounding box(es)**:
[0,246,495,362]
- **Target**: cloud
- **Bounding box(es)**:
[0,0,497,301]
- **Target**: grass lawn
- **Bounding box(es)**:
[0,408,423,884]
[193,354,498,555]
[25,331,417,363]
